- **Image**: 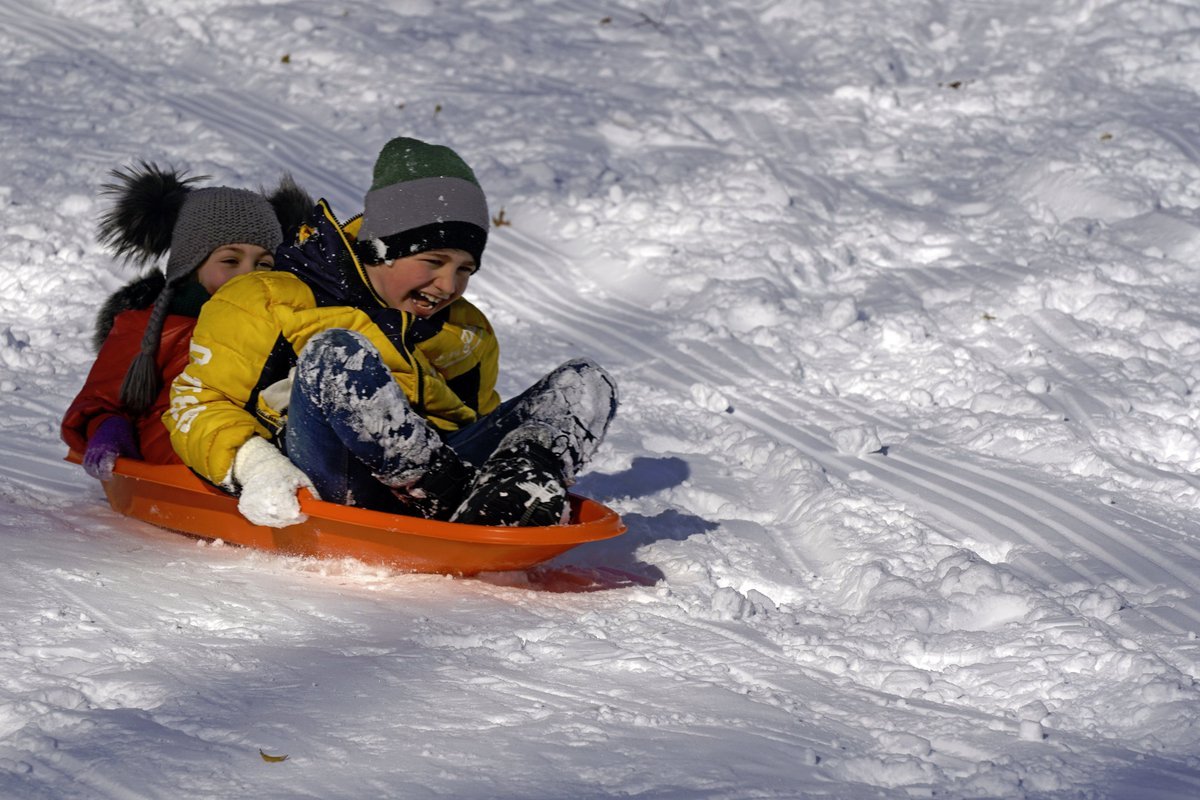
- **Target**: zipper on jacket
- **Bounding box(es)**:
[321,198,428,412]
[399,312,427,416]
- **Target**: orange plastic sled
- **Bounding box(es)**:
[68,452,626,575]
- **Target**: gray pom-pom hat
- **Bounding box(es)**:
[96,165,288,416]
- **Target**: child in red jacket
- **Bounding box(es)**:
[61,163,309,480]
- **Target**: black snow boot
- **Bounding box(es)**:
[450,424,569,527]
[388,446,476,521]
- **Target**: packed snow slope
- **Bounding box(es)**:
[3,0,1200,797]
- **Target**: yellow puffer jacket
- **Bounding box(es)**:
[164,200,500,490]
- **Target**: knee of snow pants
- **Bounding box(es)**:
[445,357,617,480]
[285,329,444,510]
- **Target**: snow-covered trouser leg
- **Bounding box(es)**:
[446,358,618,483]
[285,329,471,518]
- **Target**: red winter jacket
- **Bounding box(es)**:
[61,308,197,464]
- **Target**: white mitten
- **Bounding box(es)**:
[232,436,319,528]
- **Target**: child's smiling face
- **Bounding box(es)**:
[367,248,476,317]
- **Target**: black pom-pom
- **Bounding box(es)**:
[265,172,315,246]
[97,162,206,265]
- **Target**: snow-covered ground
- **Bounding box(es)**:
[3,0,1200,796]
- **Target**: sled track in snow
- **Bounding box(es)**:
[482,228,1200,640]
[164,92,360,212]
[1024,310,1200,492]
[0,1,361,213]
[418,588,1200,789]
[886,248,1200,498]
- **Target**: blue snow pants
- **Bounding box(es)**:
[285,329,617,513]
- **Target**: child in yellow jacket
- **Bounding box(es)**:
[165,137,617,528]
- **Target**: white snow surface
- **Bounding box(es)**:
[3,1,1200,798]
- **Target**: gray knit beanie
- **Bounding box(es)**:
[165,187,284,281]
[120,187,283,414]
[358,137,489,266]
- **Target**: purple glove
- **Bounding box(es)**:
[83,416,141,481]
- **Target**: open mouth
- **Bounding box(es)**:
[409,290,448,313]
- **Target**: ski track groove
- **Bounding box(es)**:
[564,601,1039,755]
[726,396,1167,621]
[629,604,1200,772]
[825,262,1200,617]
[480,659,838,754]
[0,462,80,498]
[798,381,1200,590]
[1138,100,1200,166]
[0,3,117,68]
[483,228,1200,636]
[0,0,361,214]
[163,92,361,211]
[1025,311,1200,492]
[414,603,851,754]
[756,384,1198,634]
[820,397,1200,631]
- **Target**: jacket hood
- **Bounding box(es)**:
[274,199,383,309]
[92,271,166,351]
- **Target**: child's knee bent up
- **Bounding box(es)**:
[289,328,448,492]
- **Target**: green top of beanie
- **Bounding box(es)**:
[370,137,480,191]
